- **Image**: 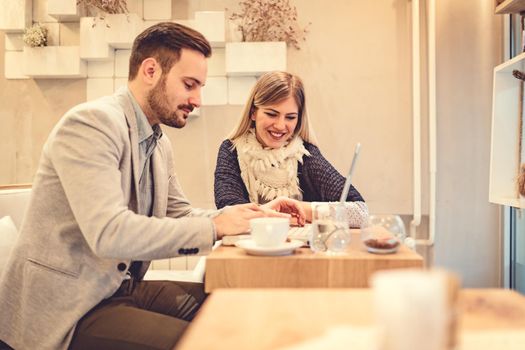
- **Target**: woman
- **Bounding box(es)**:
[214,71,368,226]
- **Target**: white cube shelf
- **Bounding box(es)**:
[0,0,32,32]
[114,49,131,78]
[80,17,112,60]
[4,51,29,79]
[33,0,58,23]
[5,33,24,51]
[490,51,525,208]
[228,77,256,105]
[143,0,171,20]
[80,14,143,60]
[194,11,225,47]
[225,42,286,76]
[106,13,143,49]
[202,77,228,105]
[87,50,115,78]
[23,46,86,78]
[45,22,61,46]
[47,0,79,22]
[208,48,225,76]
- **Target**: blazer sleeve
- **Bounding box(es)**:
[48,104,214,260]
[214,140,250,209]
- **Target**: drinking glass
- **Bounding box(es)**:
[310,202,351,253]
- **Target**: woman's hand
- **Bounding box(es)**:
[261,197,307,226]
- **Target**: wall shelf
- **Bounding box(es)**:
[0,0,31,33]
[489,52,525,208]
[495,0,525,14]
[23,46,86,78]
[47,0,80,22]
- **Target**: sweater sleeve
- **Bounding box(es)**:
[214,140,250,209]
[300,143,365,202]
[300,143,368,228]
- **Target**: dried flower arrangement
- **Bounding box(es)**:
[77,0,129,27]
[229,0,310,49]
[23,23,48,47]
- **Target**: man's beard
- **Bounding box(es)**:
[147,76,193,129]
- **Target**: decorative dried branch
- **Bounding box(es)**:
[77,0,129,27]
[229,0,310,49]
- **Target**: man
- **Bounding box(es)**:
[0,23,304,350]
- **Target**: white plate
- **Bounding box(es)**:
[235,239,304,256]
[366,246,399,254]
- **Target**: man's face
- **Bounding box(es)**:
[147,48,207,128]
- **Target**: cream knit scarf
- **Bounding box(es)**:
[233,129,311,204]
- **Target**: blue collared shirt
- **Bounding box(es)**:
[126,87,162,217]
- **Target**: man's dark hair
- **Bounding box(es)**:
[128,22,212,80]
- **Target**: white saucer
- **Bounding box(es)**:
[366,246,399,254]
[235,239,303,256]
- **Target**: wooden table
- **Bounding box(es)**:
[204,231,424,292]
[177,289,525,350]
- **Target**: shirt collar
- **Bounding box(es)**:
[126,87,163,143]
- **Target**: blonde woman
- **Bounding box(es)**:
[214,71,368,226]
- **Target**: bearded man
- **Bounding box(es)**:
[0,22,304,350]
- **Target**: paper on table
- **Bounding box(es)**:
[278,325,377,350]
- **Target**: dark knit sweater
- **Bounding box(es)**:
[214,139,365,209]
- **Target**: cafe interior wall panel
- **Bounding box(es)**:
[207,47,225,76]
[4,51,28,79]
[33,0,59,23]
[46,0,79,21]
[105,13,143,49]
[164,114,214,209]
[194,11,225,47]
[87,51,115,78]
[228,76,256,105]
[201,76,228,105]
[114,49,131,78]
[0,0,504,286]
[433,0,502,287]
[44,22,60,46]
[79,17,112,60]
[0,0,31,32]
[143,0,172,20]
[4,33,24,51]
[59,22,79,46]
[86,78,114,101]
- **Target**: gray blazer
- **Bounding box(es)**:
[0,88,218,350]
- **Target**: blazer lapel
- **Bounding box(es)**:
[151,142,168,218]
[116,87,142,214]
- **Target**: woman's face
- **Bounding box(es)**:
[251,96,299,149]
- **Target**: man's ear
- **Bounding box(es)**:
[140,58,162,86]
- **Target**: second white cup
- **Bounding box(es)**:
[250,217,290,247]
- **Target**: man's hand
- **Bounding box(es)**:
[261,197,307,226]
[213,203,267,239]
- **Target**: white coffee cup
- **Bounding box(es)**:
[250,217,290,247]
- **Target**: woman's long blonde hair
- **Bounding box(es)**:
[228,71,317,145]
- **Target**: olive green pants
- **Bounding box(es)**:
[68,279,206,350]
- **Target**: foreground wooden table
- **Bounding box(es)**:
[205,231,423,292]
[177,289,525,350]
